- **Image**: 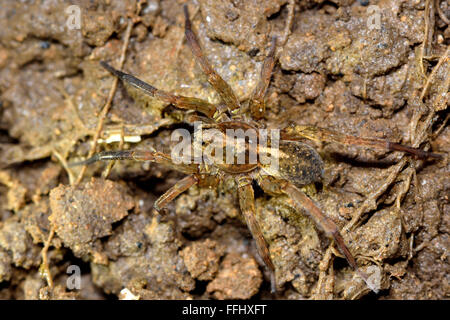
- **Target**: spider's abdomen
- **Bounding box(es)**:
[262,141,324,188]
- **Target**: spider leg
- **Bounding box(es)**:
[248,37,276,119]
[154,174,198,211]
[279,181,378,293]
[100,61,217,119]
[183,6,241,116]
[69,150,198,175]
[281,125,443,159]
[237,176,277,293]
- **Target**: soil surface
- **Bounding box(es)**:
[0,0,448,300]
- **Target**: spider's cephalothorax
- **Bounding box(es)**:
[73,5,442,293]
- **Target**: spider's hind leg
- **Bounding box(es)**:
[257,175,378,293]
[282,182,379,293]
[281,125,444,160]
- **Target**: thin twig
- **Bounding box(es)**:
[312,245,334,299]
[420,45,450,101]
[40,227,55,289]
[52,149,75,185]
[74,20,134,185]
[419,0,434,76]
[432,112,449,138]
[435,0,449,25]
[55,84,91,133]
[343,157,408,233]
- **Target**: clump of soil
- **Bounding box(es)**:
[0,0,448,300]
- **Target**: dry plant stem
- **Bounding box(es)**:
[312,245,334,299]
[426,0,435,55]
[41,148,73,288]
[395,167,414,210]
[413,239,429,254]
[55,84,91,133]
[394,166,415,237]
[433,112,449,138]
[435,0,449,25]
[343,157,408,233]
[409,108,424,145]
[414,112,435,149]
[324,253,335,298]
[420,45,450,100]
[419,0,435,75]
[75,20,134,185]
[40,227,55,289]
[52,149,75,185]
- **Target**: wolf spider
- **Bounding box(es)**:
[73,6,442,293]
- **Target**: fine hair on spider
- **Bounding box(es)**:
[71,5,443,294]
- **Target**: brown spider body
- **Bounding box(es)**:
[72,5,442,294]
[207,120,259,174]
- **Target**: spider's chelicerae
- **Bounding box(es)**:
[73,6,442,293]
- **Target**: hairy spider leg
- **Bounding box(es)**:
[248,37,276,120]
[70,150,200,212]
[281,182,378,293]
[237,176,277,293]
[183,5,241,117]
[257,175,378,293]
[153,174,199,212]
[69,150,198,175]
[281,125,443,160]
[100,61,217,119]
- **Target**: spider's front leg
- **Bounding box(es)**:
[100,61,218,119]
[248,37,276,120]
[183,5,241,115]
[70,150,200,212]
[70,149,198,174]
[237,176,277,293]
[281,125,443,160]
[257,175,378,293]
